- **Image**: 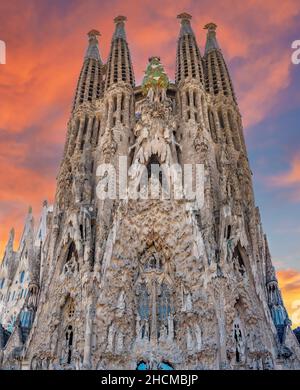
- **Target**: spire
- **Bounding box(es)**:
[177,12,194,37]
[105,16,135,90]
[264,235,277,284]
[7,228,15,252]
[9,227,15,241]
[175,12,204,84]
[72,29,104,110]
[204,23,219,54]
[264,239,290,330]
[203,22,236,102]
[2,228,15,263]
[85,29,102,61]
[113,15,127,40]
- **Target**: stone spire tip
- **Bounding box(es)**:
[177,12,192,22]
[204,22,219,53]
[177,12,194,37]
[204,22,217,31]
[85,29,101,61]
[114,15,127,24]
[87,29,100,38]
[113,16,127,40]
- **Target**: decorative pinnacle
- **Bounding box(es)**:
[204,22,217,32]
[9,227,15,239]
[87,29,100,38]
[177,12,192,22]
[114,15,127,24]
[177,12,194,37]
[148,56,160,62]
[85,29,101,61]
[113,15,127,40]
[204,22,219,53]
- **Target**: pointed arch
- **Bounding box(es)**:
[218,108,225,130]
[61,241,79,275]
[228,110,240,151]
[208,107,217,142]
[158,282,173,324]
[135,237,175,344]
[137,283,150,321]
[57,296,76,366]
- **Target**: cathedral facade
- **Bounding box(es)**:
[0,13,300,370]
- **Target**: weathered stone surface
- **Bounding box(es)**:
[0,14,299,370]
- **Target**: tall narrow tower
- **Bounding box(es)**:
[1,14,299,371]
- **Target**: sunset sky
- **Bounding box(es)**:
[0,0,299,326]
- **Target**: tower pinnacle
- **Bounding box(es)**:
[113,15,127,40]
[175,12,203,84]
[85,29,101,61]
[105,15,134,89]
[72,29,103,111]
[204,22,219,53]
[177,12,194,36]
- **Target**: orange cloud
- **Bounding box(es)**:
[0,0,299,259]
[278,269,300,328]
[268,155,300,201]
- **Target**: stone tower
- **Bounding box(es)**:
[1,13,300,370]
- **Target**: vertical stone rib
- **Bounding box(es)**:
[175,13,204,85]
[73,30,103,111]
[204,23,236,102]
[105,16,135,90]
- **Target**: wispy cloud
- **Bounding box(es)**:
[0,0,300,257]
[268,155,300,202]
[278,268,300,327]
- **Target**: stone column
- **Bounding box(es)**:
[223,108,234,147]
[76,116,86,150]
[214,279,228,368]
[124,94,130,127]
[182,91,188,122]
[85,116,94,147]
[189,89,195,121]
[83,297,95,369]
[116,93,122,123]
[107,99,114,128]
[150,279,158,345]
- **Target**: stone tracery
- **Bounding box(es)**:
[0,13,299,371]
